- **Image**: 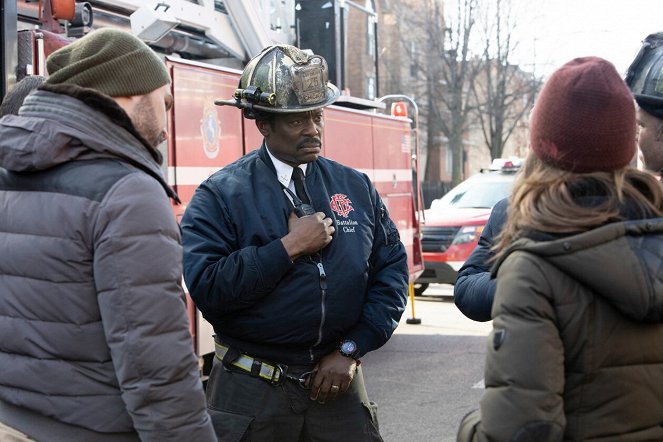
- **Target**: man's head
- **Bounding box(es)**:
[216,44,339,165]
[45,28,173,148]
[529,56,636,173]
[0,75,46,117]
[625,32,663,174]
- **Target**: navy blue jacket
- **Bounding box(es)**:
[181,144,408,365]
[453,197,508,322]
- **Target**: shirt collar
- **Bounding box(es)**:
[266,145,307,189]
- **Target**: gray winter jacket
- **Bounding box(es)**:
[0,85,215,441]
[457,217,663,441]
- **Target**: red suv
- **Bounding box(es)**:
[414,160,520,295]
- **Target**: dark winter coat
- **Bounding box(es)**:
[457,215,663,441]
[454,197,508,321]
[181,144,409,365]
[0,85,214,441]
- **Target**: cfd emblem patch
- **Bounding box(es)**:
[200,102,220,159]
[330,193,354,218]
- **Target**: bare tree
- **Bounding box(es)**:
[472,0,540,160]
[378,0,482,186]
[380,0,540,186]
[435,0,482,185]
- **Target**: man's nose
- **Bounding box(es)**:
[302,118,319,136]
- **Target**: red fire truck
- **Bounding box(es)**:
[1,0,423,374]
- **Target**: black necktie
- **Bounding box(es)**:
[291,167,310,204]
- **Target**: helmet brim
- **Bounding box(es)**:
[634,94,663,120]
[634,93,663,107]
[215,83,340,113]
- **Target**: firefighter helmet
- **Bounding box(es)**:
[625,32,663,113]
[215,45,340,119]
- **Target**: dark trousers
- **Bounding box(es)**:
[206,358,383,442]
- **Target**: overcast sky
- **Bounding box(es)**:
[506,0,662,77]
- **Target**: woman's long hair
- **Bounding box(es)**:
[494,152,663,259]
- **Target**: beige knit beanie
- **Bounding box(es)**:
[46,28,170,97]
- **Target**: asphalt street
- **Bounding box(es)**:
[361,284,492,442]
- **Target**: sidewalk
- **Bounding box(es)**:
[396,284,492,336]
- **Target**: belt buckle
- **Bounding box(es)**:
[270,364,286,385]
[296,370,314,389]
[280,367,314,389]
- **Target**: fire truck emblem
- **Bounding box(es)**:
[330,193,354,218]
[200,102,221,159]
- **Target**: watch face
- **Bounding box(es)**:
[341,340,357,354]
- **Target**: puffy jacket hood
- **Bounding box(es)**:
[494,218,663,322]
[0,84,178,202]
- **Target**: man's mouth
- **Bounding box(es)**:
[298,138,321,150]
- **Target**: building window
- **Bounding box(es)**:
[446,146,453,176]
[367,15,375,57]
[410,42,417,77]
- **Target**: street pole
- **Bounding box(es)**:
[378,94,422,325]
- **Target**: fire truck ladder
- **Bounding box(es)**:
[89,0,285,60]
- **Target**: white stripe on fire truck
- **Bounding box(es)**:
[167,167,414,186]
[167,166,221,185]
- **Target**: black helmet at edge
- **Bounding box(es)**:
[625,32,663,118]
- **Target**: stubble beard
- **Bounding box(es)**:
[133,96,166,148]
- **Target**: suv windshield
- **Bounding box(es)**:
[432,172,515,209]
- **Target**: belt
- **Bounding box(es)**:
[214,341,313,387]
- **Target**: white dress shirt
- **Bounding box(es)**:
[266,146,307,197]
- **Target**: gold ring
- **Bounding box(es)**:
[331,385,340,391]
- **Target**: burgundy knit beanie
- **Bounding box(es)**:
[529,56,636,172]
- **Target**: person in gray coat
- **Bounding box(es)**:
[0,29,215,442]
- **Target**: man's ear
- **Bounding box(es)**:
[255,119,272,137]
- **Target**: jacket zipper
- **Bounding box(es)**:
[309,255,327,362]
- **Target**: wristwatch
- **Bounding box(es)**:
[338,340,360,360]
